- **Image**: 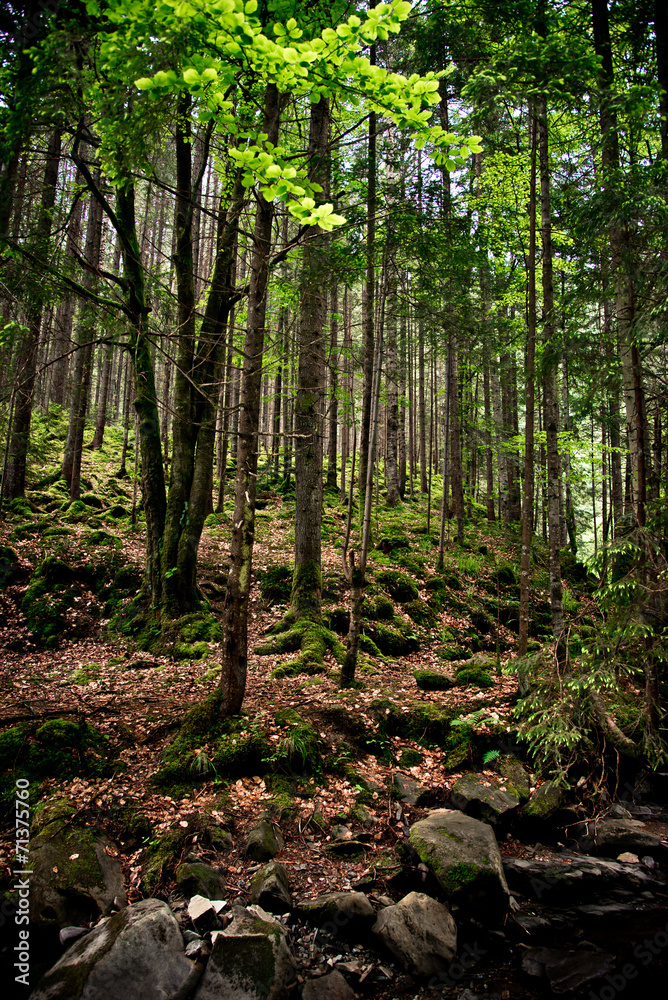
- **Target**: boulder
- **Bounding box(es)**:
[372,891,457,978]
[503,853,667,903]
[30,800,125,928]
[245,820,284,861]
[298,892,375,937]
[451,773,520,825]
[251,862,292,914]
[521,946,615,992]
[409,810,509,919]
[392,773,430,806]
[188,894,220,933]
[583,818,662,857]
[194,904,294,1000]
[495,755,531,802]
[176,861,227,900]
[30,898,193,1000]
[523,780,562,822]
[301,970,355,1000]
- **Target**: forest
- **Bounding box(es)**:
[1,1,668,999]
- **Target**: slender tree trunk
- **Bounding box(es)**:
[4,127,62,500]
[359,52,376,501]
[326,279,339,490]
[218,84,282,715]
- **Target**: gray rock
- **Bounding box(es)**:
[451,773,520,825]
[194,904,294,1000]
[495,755,531,802]
[298,892,375,937]
[30,898,193,1000]
[523,780,562,821]
[521,946,615,992]
[188,894,219,932]
[372,891,457,978]
[503,853,667,903]
[245,819,284,861]
[409,810,509,919]
[251,862,292,914]
[302,970,354,1000]
[58,927,88,947]
[176,861,227,899]
[586,818,662,857]
[30,801,125,928]
[393,774,427,805]
[349,803,376,828]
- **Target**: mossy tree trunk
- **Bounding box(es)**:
[218,83,283,716]
[292,95,330,626]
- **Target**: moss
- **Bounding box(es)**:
[374,595,395,620]
[359,634,382,657]
[0,720,108,816]
[455,667,494,689]
[327,607,350,634]
[113,565,142,593]
[144,830,185,892]
[436,646,471,662]
[371,699,454,749]
[7,497,33,516]
[213,730,269,778]
[173,640,209,660]
[405,599,438,627]
[43,526,72,538]
[0,545,19,588]
[258,617,343,674]
[369,620,418,656]
[399,748,423,768]
[414,670,455,691]
[21,560,81,647]
[81,492,103,509]
[376,569,419,602]
[259,563,293,604]
[375,534,410,554]
[493,564,517,587]
[86,529,121,548]
[291,560,322,618]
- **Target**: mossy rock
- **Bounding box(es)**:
[374,595,395,620]
[176,861,227,900]
[371,699,454,749]
[259,618,343,675]
[269,712,322,775]
[493,564,517,588]
[113,565,142,594]
[455,667,494,689]
[359,633,382,657]
[144,830,186,892]
[326,607,350,635]
[0,545,19,588]
[0,719,108,816]
[405,599,438,627]
[43,526,72,539]
[81,492,103,510]
[7,497,33,516]
[259,564,293,604]
[469,608,494,635]
[495,755,531,803]
[399,748,423,768]
[369,620,419,656]
[414,670,455,691]
[87,529,122,548]
[173,641,209,660]
[523,780,563,822]
[375,570,419,603]
[435,645,471,662]
[375,535,410,554]
[104,503,130,519]
[21,559,81,647]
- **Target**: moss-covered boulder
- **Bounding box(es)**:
[259,563,293,604]
[409,810,509,920]
[298,891,375,937]
[20,558,80,647]
[405,599,438,627]
[375,569,419,603]
[244,819,283,862]
[413,670,455,691]
[523,780,563,822]
[250,861,292,914]
[368,620,419,656]
[0,544,20,587]
[0,719,108,815]
[455,666,494,689]
[451,773,521,826]
[195,904,294,1000]
[175,861,227,900]
[495,755,531,802]
[30,799,125,928]
[374,594,395,620]
[29,898,192,1000]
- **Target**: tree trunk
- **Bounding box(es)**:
[292,95,330,622]
[326,279,339,490]
[4,127,61,500]
[218,84,282,716]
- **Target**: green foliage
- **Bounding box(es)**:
[259,563,293,604]
[375,569,419,602]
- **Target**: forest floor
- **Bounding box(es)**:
[0,414,664,998]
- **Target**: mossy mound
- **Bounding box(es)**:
[104,503,130,520]
[0,545,20,588]
[259,564,293,604]
[436,646,471,662]
[414,670,455,691]
[326,607,350,635]
[271,709,323,775]
[256,618,344,676]
[81,492,103,510]
[455,667,495,689]
[359,633,382,657]
[21,558,80,647]
[371,698,454,749]
[375,534,410,554]
[86,529,122,548]
[405,599,438,627]
[375,569,419,603]
[374,595,395,620]
[368,620,419,656]
[0,719,109,815]
[492,564,517,588]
